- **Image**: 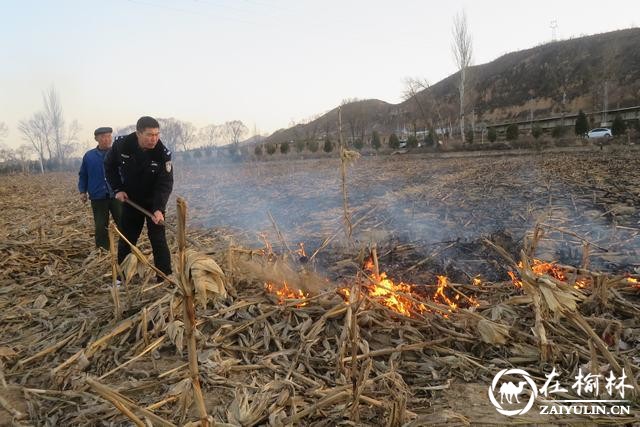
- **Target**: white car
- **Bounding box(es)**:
[587,128,612,138]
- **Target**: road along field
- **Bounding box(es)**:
[0,148,639,425]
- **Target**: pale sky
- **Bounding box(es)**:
[1,0,638,149]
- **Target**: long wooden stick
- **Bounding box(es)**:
[111,224,174,285]
[124,198,202,248]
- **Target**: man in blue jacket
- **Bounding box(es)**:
[78,127,122,250]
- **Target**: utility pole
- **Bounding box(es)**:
[550,20,558,41]
[602,81,608,125]
[471,109,475,133]
[528,98,534,134]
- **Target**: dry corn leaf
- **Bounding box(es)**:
[0,347,17,357]
[167,378,191,396]
[33,294,48,309]
[226,388,270,426]
[120,253,140,283]
[167,320,185,354]
[185,249,227,309]
[477,318,510,345]
[340,148,360,166]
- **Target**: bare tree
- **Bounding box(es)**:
[159,119,199,153]
[176,121,197,152]
[0,144,14,163]
[30,86,81,164]
[43,86,66,161]
[116,124,137,137]
[403,78,431,128]
[0,122,8,142]
[157,118,196,153]
[404,77,447,140]
[222,120,248,147]
[18,112,49,174]
[198,124,223,148]
[157,118,180,152]
[341,99,367,146]
[61,119,81,158]
[16,144,33,173]
[452,10,473,140]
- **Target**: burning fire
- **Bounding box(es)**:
[261,252,481,316]
[264,282,308,306]
[508,259,590,289]
[364,271,427,316]
[627,277,639,288]
[336,258,478,317]
[434,275,458,310]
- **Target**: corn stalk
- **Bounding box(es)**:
[108,223,121,320]
[176,197,209,426]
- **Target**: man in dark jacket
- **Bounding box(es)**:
[104,116,173,281]
[79,126,122,250]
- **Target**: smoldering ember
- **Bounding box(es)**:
[1,147,639,425]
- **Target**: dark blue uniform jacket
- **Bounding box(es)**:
[104,133,173,212]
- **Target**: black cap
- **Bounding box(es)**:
[94,127,113,136]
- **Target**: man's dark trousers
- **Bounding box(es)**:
[117,202,172,280]
[90,198,122,250]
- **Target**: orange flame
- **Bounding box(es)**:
[508,259,591,289]
[365,272,426,316]
[264,282,308,306]
[507,270,523,288]
[627,277,639,288]
[336,260,478,317]
[434,275,458,310]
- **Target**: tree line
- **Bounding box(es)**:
[0,86,251,174]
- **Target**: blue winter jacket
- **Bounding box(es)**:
[78,147,113,200]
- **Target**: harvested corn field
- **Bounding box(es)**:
[1,148,640,426]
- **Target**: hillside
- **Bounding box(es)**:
[266,28,640,143]
[266,99,395,145]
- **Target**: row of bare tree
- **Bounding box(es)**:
[108,119,249,154]
[15,87,81,174]
[2,86,251,173]
[0,122,35,173]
